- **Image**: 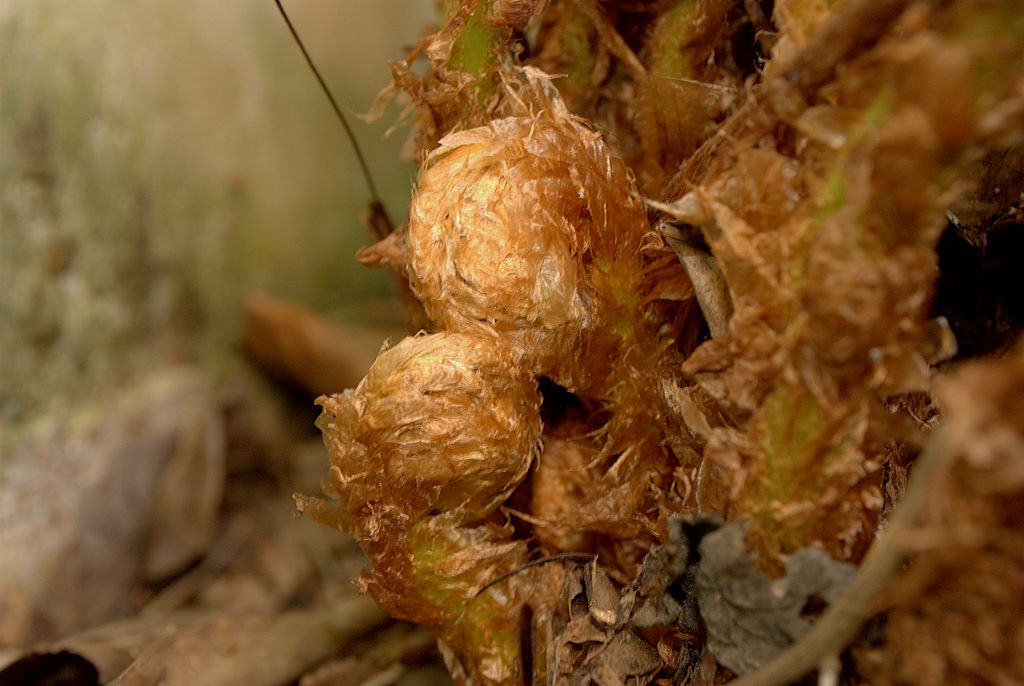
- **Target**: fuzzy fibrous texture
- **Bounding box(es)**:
[405,74,657,393]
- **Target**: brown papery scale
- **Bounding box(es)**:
[405,73,668,396]
[313,331,541,530]
[530,431,665,581]
[301,332,544,685]
[490,0,546,29]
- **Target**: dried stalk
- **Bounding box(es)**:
[726,429,952,686]
[658,222,733,338]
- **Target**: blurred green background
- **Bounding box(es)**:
[0,0,432,429]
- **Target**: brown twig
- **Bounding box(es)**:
[724,429,951,686]
[577,0,647,81]
[141,516,256,616]
[114,597,388,686]
[298,623,437,686]
[656,221,733,338]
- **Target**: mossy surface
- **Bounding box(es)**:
[0,0,427,434]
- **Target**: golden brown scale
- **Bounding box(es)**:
[405,75,661,395]
[296,0,1024,682]
[316,332,541,526]
[310,72,696,684]
[307,332,542,684]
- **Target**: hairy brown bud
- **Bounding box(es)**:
[406,80,652,393]
[311,332,543,685]
[316,332,541,528]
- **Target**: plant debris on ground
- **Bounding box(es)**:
[2,1,1022,685]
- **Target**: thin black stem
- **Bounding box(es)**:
[474,553,597,599]
[272,0,388,216]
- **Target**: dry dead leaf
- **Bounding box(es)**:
[0,370,225,646]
